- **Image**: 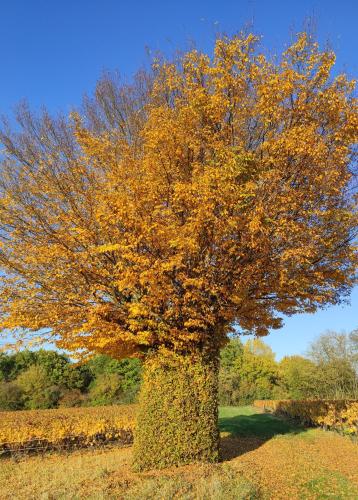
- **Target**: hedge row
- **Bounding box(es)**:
[253,399,358,436]
[0,404,136,456]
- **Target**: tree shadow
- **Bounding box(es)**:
[219,412,304,461]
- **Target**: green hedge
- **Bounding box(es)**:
[133,349,220,471]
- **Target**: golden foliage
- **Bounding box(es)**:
[253,399,358,435]
[0,404,135,455]
[0,32,356,359]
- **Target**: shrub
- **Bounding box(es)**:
[253,399,358,435]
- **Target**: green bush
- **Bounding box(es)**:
[87,372,125,406]
[16,365,61,409]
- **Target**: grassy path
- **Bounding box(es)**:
[0,406,357,499]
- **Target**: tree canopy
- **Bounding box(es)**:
[0,33,356,360]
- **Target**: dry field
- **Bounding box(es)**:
[0,406,357,499]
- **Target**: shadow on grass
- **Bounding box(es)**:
[219,411,304,461]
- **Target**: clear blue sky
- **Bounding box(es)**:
[0,0,357,358]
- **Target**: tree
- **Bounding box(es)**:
[279,355,320,399]
[244,338,276,361]
[0,349,92,393]
[219,338,283,405]
[219,339,243,404]
[0,353,16,382]
[6,350,38,380]
[16,365,61,409]
[87,354,142,403]
[307,331,358,398]
[349,329,358,373]
[87,372,125,406]
[0,33,357,469]
[235,339,280,402]
[220,338,243,371]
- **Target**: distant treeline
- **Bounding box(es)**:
[0,329,357,410]
[219,330,358,405]
[0,351,141,410]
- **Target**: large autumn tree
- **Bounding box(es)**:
[0,33,357,469]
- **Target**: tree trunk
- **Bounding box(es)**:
[132,348,220,471]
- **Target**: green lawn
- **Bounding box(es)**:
[219,405,298,439]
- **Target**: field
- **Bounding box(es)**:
[1,406,357,499]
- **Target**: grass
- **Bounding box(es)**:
[0,449,259,499]
[301,471,356,500]
[0,406,357,499]
[219,405,299,438]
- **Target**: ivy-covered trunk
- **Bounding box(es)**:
[132,348,220,471]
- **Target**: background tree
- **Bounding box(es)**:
[279,355,320,399]
[5,351,38,380]
[219,338,243,405]
[16,364,61,410]
[0,381,24,410]
[349,329,358,373]
[0,350,93,410]
[234,339,281,403]
[0,353,16,382]
[87,372,125,406]
[219,338,282,404]
[0,349,140,410]
[307,331,358,398]
[0,32,357,469]
[86,355,141,404]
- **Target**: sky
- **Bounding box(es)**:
[0,0,357,359]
